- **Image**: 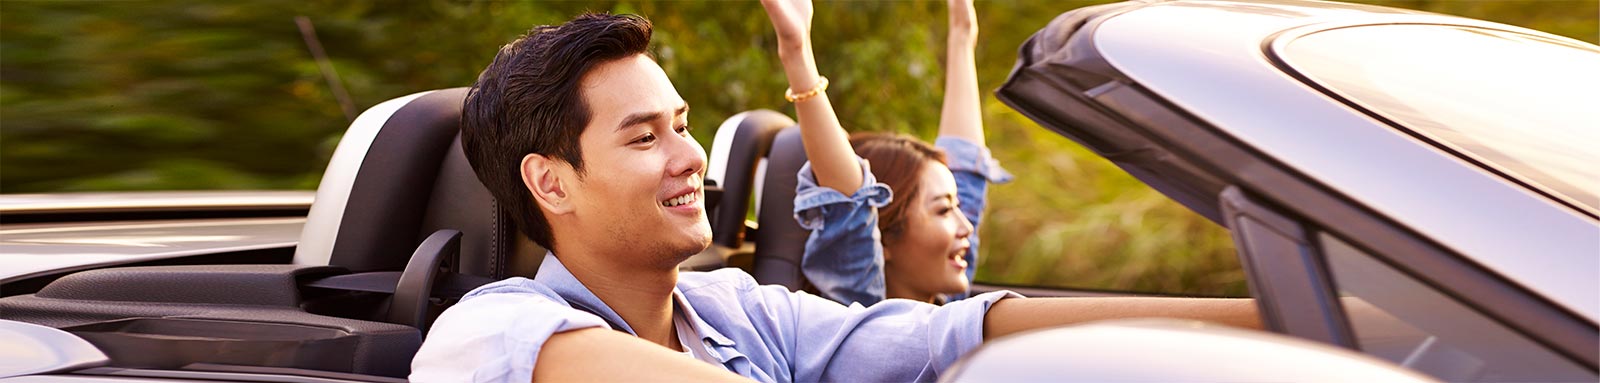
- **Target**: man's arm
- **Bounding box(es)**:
[533,328,747,382]
[982,297,1262,340]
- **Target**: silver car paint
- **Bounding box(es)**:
[0,320,109,377]
[0,217,304,283]
[1091,1,1599,322]
[0,191,313,215]
[943,319,1438,383]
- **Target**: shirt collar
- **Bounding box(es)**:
[533,251,735,348]
[670,286,737,348]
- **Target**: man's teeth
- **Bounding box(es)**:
[662,193,695,207]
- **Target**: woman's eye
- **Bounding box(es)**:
[633,133,656,144]
[937,207,953,215]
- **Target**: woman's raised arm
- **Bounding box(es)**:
[761,0,863,194]
[938,0,985,146]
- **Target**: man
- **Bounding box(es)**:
[411,7,1259,382]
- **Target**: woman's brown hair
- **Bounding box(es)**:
[849,132,948,241]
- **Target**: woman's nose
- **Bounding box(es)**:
[955,209,974,237]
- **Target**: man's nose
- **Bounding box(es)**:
[667,132,707,179]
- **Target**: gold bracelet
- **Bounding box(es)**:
[785,76,829,103]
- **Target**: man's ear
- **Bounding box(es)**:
[521,153,575,216]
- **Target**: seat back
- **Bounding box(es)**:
[0,88,542,379]
[705,111,812,290]
[750,127,814,290]
[293,88,540,279]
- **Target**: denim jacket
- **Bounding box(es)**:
[794,136,1013,306]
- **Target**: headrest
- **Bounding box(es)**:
[293,88,540,278]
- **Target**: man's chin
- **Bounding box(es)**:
[662,222,713,259]
[684,224,713,253]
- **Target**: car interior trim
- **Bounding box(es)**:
[1220,186,1356,348]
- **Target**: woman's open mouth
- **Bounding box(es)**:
[949,247,969,270]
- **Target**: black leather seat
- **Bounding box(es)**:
[704,111,813,291]
[295,87,542,282]
[0,88,542,378]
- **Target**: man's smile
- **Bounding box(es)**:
[659,173,705,212]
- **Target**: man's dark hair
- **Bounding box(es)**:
[461,13,653,250]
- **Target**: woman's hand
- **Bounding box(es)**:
[761,0,813,48]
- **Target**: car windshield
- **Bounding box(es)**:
[1279,24,1600,214]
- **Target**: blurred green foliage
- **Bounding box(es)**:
[3,0,1594,296]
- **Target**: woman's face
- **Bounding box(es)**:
[883,162,974,300]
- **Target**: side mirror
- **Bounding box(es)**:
[941,319,1437,382]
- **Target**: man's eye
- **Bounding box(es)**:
[676,124,692,135]
[633,133,656,144]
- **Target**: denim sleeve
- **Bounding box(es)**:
[792,158,893,307]
[936,137,1012,301]
[749,280,1023,382]
[409,279,610,383]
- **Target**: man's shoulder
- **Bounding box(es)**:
[676,267,760,294]
[464,277,563,301]
[457,276,564,306]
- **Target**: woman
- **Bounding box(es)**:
[764,0,1011,306]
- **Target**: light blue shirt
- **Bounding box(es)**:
[795,136,1014,306]
[410,253,1019,382]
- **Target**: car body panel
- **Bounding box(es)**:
[943,319,1438,382]
[0,217,304,284]
[1,191,311,285]
[0,191,313,216]
[1089,1,1599,322]
[0,320,109,377]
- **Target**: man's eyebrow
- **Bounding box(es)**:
[614,104,690,132]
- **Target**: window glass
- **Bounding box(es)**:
[1282,25,1600,212]
[1320,233,1593,382]
[973,129,1246,297]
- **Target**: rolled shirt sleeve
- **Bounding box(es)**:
[678,269,1022,383]
[409,279,610,383]
[792,158,893,306]
[757,281,1022,382]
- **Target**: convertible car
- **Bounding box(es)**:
[3,0,1595,382]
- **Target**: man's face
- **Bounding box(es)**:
[565,54,710,266]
